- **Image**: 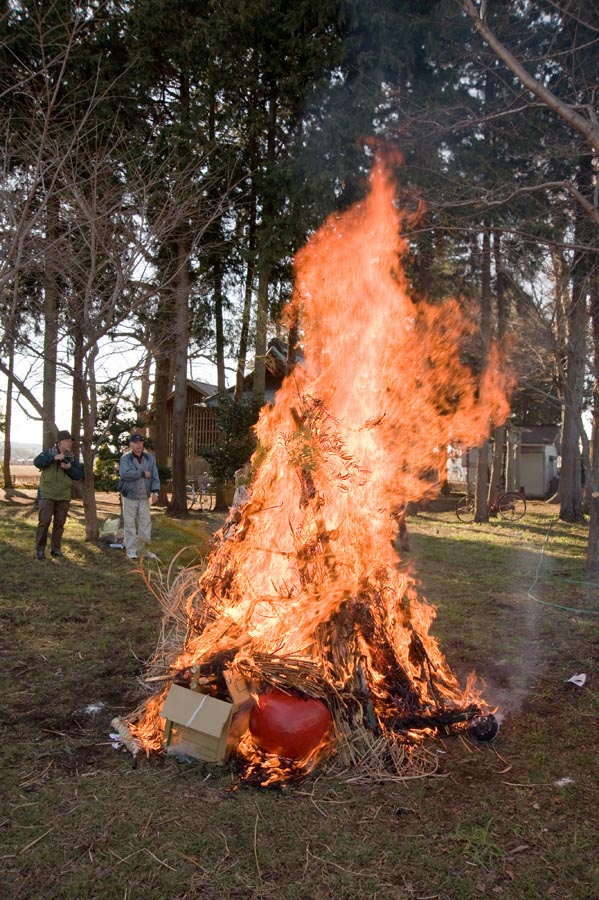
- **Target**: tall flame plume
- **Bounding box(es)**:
[129,154,511,783]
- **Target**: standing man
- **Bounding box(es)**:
[34,429,83,560]
[118,433,160,560]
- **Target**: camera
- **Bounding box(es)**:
[63,450,75,463]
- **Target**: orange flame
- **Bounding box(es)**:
[130,155,511,779]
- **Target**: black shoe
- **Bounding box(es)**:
[36,550,46,560]
[50,550,64,558]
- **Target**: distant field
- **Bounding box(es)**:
[8,464,39,485]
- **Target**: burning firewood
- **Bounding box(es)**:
[122,152,510,785]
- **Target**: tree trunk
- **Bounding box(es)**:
[213,244,231,514]
[585,270,599,570]
[70,326,84,448]
[504,425,520,492]
[488,231,508,503]
[559,158,592,522]
[213,251,226,393]
[152,349,172,506]
[2,342,14,491]
[251,84,276,407]
[559,401,584,521]
[475,226,492,522]
[488,425,505,501]
[42,195,60,448]
[252,267,270,405]
[167,231,191,517]
[80,441,100,541]
[139,351,152,430]
[75,340,100,540]
[235,180,257,401]
[206,90,227,395]
[150,248,178,507]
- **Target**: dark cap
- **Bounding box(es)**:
[56,430,73,441]
[129,433,145,442]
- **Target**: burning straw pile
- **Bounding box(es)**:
[124,154,511,785]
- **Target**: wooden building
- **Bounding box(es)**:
[165,342,297,477]
[166,380,219,477]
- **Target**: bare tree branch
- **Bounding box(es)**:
[457,0,599,155]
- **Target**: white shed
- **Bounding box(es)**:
[518,425,559,499]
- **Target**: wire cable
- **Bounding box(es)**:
[527,519,599,615]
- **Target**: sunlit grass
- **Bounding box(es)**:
[1,494,598,899]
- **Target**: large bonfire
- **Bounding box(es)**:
[125,155,511,785]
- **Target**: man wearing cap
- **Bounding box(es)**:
[118,433,160,560]
[33,430,83,560]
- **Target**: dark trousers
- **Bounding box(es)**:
[36,498,71,552]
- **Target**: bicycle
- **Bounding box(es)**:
[456,489,526,524]
[186,475,215,512]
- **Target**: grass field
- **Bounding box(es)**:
[7,465,41,488]
[1,492,598,899]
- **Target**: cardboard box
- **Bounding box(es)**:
[163,685,233,763]
[162,672,252,764]
[223,668,252,706]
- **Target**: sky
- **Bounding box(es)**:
[3,380,77,447]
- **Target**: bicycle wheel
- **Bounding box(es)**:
[186,483,197,510]
[497,491,526,521]
[198,483,215,512]
[456,495,475,523]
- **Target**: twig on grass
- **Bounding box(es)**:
[173,849,210,874]
[253,812,263,886]
[304,844,373,877]
[492,746,513,773]
[108,847,176,871]
[144,848,177,871]
[294,779,355,817]
[457,733,475,753]
[19,827,55,854]
[19,762,53,788]
[139,812,153,839]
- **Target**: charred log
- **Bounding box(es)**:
[390,704,482,735]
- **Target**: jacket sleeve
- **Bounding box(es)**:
[65,458,83,481]
[150,456,160,493]
[34,448,56,470]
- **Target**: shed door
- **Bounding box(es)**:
[520,449,545,498]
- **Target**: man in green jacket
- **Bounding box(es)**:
[34,429,83,560]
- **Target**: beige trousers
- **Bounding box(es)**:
[121,496,152,557]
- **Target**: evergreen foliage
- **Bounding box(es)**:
[93,386,144,492]
[199,396,262,484]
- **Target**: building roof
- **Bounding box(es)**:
[203,374,281,407]
[188,380,219,397]
[519,425,559,446]
[166,380,219,403]
[203,339,303,408]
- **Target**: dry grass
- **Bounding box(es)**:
[1,492,598,899]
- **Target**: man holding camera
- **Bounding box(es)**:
[34,429,83,560]
[118,433,160,560]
